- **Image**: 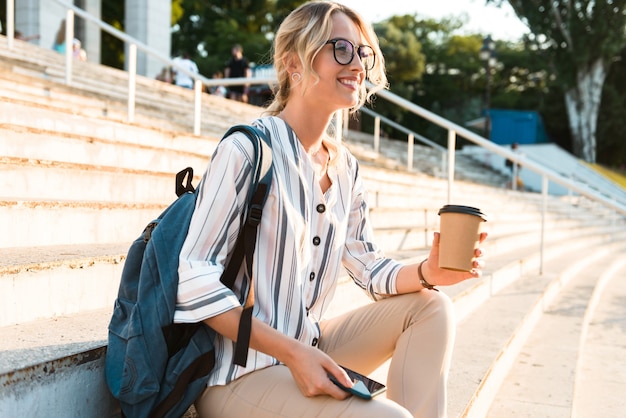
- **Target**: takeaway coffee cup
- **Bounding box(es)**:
[438,205,488,272]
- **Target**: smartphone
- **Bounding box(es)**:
[329,365,387,400]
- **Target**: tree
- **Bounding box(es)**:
[597,46,626,167]
[490,0,626,163]
[171,0,304,77]
[365,17,425,130]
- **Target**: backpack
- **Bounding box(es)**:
[105,125,273,418]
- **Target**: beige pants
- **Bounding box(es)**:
[195,290,455,418]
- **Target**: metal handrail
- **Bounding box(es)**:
[43,0,273,135]
[359,107,447,174]
[372,86,626,216]
[7,0,625,274]
[368,87,625,273]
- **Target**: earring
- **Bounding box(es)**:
[291,72,301,82]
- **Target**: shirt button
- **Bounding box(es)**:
[312,338,318,347]
[309,272,315,281]
[312,236,321,246]
[316,204,326,213]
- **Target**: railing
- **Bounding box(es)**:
[359,107,447,174]
[372,87,626,213]
[363,88,626,272]
[5,0,626,274]
[14,0,275,136]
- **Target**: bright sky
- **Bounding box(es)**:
[336,0,529,41]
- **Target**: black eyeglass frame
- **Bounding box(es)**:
[324,38,376,71]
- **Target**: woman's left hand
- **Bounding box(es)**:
[421,231,488,287]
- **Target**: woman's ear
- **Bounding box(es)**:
[283,53,302,77]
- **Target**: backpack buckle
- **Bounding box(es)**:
[143,222,158,243]
[247,204,263,226]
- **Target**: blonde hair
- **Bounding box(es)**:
[266,1,387,116]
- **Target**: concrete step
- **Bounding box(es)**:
[484,246,626,417]
[3,180,622,324]
[0,123,213,176]
[0,200,164,247]
[0,159,199,205]
[0,308,117,417]
[571,256,626,417]
[2,233,623,416]
[0,48,263,138]
[2,33,625,418]
[0,100,219,157]
[344,130,510,188]
[0,244,127,326]
[449,242,626,418]
[2,202,615,323]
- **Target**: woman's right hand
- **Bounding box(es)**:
[204,308,353,399]
[282,342,353,400]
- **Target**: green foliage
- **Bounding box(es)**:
[492,0,626,88]
[101,1,125,69]
[483,1,626,163]
[597,46,626,168]
[171,0,184,26]
[374,17,425,85]
[0,0,6,34]
[359,9,585,158]
[90,0,622,167]
[172,0,305,77]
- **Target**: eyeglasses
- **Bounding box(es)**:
[325,38,376,71]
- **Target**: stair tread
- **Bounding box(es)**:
[450,244,626,418]
[0,307,111,374]
[486,248,626,418]
[0,243,129,272]
[572,257,626,417]
[2,33,626,418]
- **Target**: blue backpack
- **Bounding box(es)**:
[105,125,273,418]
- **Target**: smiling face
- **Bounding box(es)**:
[308,12,368,112]
[285,11,371,118]
[267,2,387,119]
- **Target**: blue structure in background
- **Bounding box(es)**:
[488,109,550,145]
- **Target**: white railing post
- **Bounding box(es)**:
[407,133,414,171]
[374,116,380,153]
[127,43,137,123]
[440,150,446,179]
[7,0,15,50]
[447,129,456,203]
[512,158,519,191]
[65,9,74,86]
[540,175,548,275]
[194,79,203,136]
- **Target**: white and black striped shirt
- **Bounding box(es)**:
[174,116,403,386]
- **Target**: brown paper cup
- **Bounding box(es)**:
[438,205,487,272]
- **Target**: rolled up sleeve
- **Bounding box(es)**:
[341,160,403,300]
[174,134,255,323]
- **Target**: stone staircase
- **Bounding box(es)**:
[1,35,626,418]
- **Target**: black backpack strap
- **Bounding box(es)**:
[148,349,215,418]
[175,167,195,197]
[219,124,273,367]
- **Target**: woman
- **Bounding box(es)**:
[174,2,487,417]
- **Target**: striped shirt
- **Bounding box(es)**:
[174,116,403,386]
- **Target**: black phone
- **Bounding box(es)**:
[329,365,387,400]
